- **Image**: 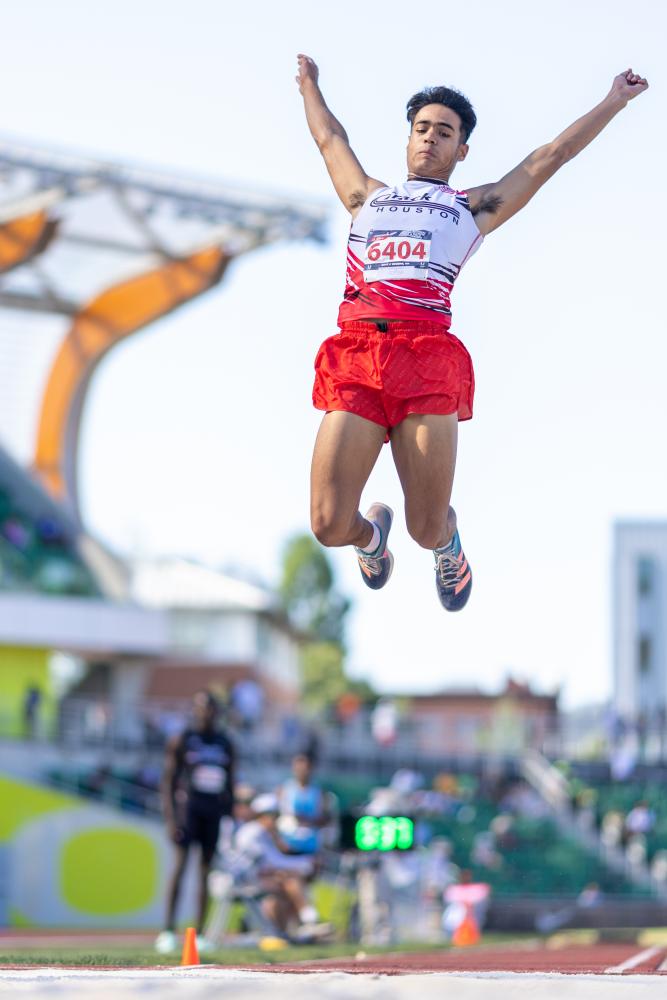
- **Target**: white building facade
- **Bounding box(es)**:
[614,522,667,721]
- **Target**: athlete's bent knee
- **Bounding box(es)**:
[311,511,354,548]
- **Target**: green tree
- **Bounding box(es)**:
[279,533,375,712]
[279,534,350,647]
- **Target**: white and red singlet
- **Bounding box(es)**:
[337,177,483,327]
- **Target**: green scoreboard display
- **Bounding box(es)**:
[341,814,415,852]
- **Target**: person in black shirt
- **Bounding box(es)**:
[155,690,235,955]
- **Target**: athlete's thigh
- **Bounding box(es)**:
[390,413,458,517]
[310,411,386,521]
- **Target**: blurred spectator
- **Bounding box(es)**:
[277,753,330,855]
[499,782,548,819]
[625,835,647,869]
[83,702,110,743]
[156,690,235,956]
[625,800,656,839]
[577,881,603,909]
[232,783,257,826]
[22,685,41,739]
[231,678,264,733]
[610,734,638,781]
[471,831,502,871]
[390,768,423,797]
[235,793,330,939]
[573,787,597,833]
[371,699,398,746]
[336,691,361,726]
[650,850,667,886]
[600,810,625,850]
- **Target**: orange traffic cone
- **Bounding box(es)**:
[452,904,480,947]
[180,926,200,965]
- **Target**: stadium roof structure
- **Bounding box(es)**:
[0,137,327,523]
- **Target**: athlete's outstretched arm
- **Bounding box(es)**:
[296,54,385,215]
[468,69,649,235]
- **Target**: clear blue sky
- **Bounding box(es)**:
[1,0,664,707]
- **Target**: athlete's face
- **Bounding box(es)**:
[193,692,217,729]
[292,754,312,783]
[407,104,469,180]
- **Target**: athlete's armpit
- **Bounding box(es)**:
[349,188,368,211]
[470,192,503,219]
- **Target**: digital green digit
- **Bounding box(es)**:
[395,817,414,849]
[355,816,379,850]
[378,816,397,851]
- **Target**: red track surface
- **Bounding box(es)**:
[268,943,667,976]
[1,932,666,976]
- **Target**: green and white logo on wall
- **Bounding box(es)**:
[1,774,173,927]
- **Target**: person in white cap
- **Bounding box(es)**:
[234,793,329,938]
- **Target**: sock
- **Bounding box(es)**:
[358,521,381,555]
[434,529,459,556]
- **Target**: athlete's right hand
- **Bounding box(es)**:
[296,53,319,93]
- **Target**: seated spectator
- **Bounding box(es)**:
[600,809,624,849]
[650,850,667,885]
[232,783,257,826]
[577,882,603,909]
[234,793,330,939]
[625,834,647,869]
[277,753,331,855]
[625,800,656,839]
[489,814,518,851]
[471,831,502,871]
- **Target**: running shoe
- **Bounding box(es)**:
[196,934,215,954]
[434,528,472,611]
[154,929,178,954]
[292,921,335,943]
[355,502,394,591]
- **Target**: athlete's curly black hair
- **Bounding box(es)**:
[406,86,477,143]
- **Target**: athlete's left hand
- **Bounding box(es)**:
[609,68,649,104]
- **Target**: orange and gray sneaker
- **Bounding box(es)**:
[355,502,394,591]
[434,528,472,611]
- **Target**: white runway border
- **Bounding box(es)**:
[0,968,665,999]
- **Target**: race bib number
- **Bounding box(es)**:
[192,765,226,794]
[364,229,431,282]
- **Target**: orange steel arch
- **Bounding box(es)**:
[0,209,57,273]
[34,246,229,514]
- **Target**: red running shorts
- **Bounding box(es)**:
[312,319,474,435]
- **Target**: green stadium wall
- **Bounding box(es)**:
[0,773,192,928]
[0,646,53,738]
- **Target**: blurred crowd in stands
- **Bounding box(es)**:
[0,487,96,595]
[564,760,667,892]
[17,681,667,947]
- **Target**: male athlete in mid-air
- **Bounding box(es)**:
[296,55,647,611]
